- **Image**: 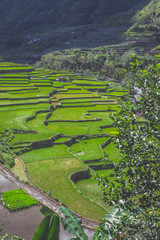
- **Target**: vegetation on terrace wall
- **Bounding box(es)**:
[0,129,15,169]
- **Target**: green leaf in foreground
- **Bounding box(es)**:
[59,206,88,240]
[40,205,53,216]
[32,214,60,240]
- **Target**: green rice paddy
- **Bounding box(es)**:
[1,189,38,210]
[0,61,127,220]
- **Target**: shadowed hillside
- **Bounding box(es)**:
[0,0,144,36]
[125,0,160,40]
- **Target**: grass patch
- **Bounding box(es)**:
[48,105,116,122]
[11,133,53,143]
[54,93,96,100]
[48,114,113,135]
[54,137,70,143]
[60,97,105,103]
[104,141,121,163]
[69,137,109,161]
[48,106,95,121]
[76,172,109,209]
[48,123,90,135]
[0,105,50,131]
[27,112,53,134]
[0,62,25,67]
[105,91,128,96]
[61,102,94,107]
[20,145,72,163]
[26,159,108,220]
[72,80,107,85]
[101,127,118,135]
[11,158,29,183]
[0,98,49,106]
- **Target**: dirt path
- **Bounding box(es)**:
[0,164,99,230]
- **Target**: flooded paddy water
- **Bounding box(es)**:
[0,173,94,239]
[0,173,43,240]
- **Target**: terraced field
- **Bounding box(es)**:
[0,61,128,221]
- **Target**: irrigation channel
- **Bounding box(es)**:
[0,165,95,240]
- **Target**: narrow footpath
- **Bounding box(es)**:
[0,164,99,230]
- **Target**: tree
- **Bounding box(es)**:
[97,56,160,239]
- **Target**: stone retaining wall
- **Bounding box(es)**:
[31,139,53,149]
[84,158,103,164]
[101,138,112,148]
[99,124,114,129]
[89,163,114,170]
[12,129,37,134]
[70,169,91,183]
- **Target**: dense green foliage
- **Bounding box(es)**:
[97,57,160,239]
[38,48,160,85]
[0,129,15,169]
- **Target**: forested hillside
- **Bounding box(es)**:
[126,0,160,39]
[0,0,144,36]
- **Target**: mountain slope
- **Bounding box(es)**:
[0,0,144,36]
[125,0,160,39]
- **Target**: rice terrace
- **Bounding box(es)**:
[0,61,130,221]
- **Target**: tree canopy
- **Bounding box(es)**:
[97,56,160,239]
